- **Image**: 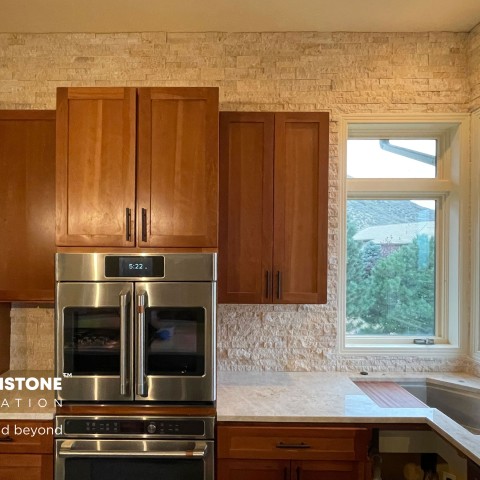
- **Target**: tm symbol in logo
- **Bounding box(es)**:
[63,373,73,378]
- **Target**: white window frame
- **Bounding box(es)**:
[338,114,470,355]
[472,109,480,362]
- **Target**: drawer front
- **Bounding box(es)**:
[0,421,53,454]
[217,426,370,461]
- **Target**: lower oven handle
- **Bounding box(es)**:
[58,441,207,458]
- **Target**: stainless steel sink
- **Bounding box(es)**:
[397,380,480,435]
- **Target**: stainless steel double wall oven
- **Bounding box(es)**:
[55,252,216,403]
[55,253,216,479]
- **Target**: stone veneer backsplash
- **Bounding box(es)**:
[8,306,478,373]
[10,306,54,370]
[3,27,480,374]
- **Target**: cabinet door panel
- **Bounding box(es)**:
[0,111,55,301]
[0,454,53,480]
[292,461,363,480]
[56,87,136,246]
[469,459,480,480]
[137,87,218,248]
[218,459,289,480]
[273,113,329,304]
[219,113,274,303]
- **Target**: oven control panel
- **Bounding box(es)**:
[61,417,209,438]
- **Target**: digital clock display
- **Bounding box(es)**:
[118,257,153,277]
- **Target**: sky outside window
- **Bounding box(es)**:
[347,139,437,179]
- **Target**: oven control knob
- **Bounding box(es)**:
[147,423,157,434]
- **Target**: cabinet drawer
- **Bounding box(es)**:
[0,421,53,454]
[217,426,370,461]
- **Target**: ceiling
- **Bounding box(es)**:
[1,0,480,34]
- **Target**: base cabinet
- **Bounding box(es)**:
[218,459,290,480]
[218,459,365,480]
[217,425,371,480]
[0,420,53,480]
[468,459,480,480]
[0,454,53,480]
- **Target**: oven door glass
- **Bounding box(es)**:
[63,307,122,375]
[135,282,216,402]
[64,458,204,480]
[145,306,205,376]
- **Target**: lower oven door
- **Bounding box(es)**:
[55,439,214,480]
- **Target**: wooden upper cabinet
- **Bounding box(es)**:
[273,113,329,304]
[56,87,136,247]
[219,111,329,304]
[0,111,56,302]
[219,113,274,303]
[137,88,219,247]
[56,86,218,248]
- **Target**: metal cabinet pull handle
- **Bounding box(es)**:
[137,290,148,397]
[296,465,301,480]
[283,466,288,480]
[277,271,282,300]
[0,436,13,443]
[125,208,132,241]
[141,208,147,242]
[265,270,271,299]
[276,442,310,449]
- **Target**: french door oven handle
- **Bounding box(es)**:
[136,290,148,397]
[119,289,130,396]
[58,440,208,458]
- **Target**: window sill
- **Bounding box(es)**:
[340,342,463,356]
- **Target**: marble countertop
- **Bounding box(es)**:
[0,370,56,420]
[217,371,480,465]
[2,368,479,466]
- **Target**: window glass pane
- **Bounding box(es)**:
[346,199,436,336]
[347,139,436,178]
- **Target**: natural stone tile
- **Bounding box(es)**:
[2,29,477,373]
